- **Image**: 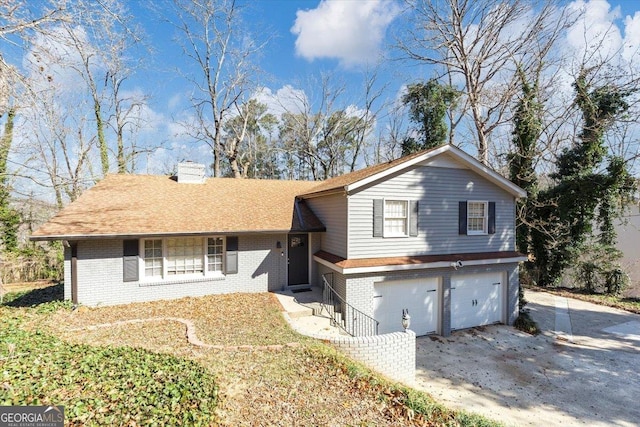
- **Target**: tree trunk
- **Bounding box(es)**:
[0,108,13,182]
[94,100,109,176]
[116,126,125,173]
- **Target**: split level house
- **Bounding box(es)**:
[32,144,527,337]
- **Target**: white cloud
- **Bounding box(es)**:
[253,85,309,117]
[566,0,623,65]
[23,25,101,95]
[291,0,401,67]
[167,93,184,111]
[623,11,640,62]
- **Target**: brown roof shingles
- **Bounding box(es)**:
[299,148,434,196]
[32,175,326,239]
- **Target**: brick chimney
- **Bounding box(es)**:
[176,162,206,184]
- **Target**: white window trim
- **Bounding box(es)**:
[383,199,410,238]
[467,201,488,235]
[206,236,226,275]
[139,236,226,282]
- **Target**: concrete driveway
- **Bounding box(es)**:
[414,289,640,427]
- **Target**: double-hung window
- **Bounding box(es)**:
[384,200,409,237]
[207,237,224,273]
[144,239,163,278]
[467,201,488,235]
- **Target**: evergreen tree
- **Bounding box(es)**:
[401,79,459,155]
[530,70,635,288]
[508,71,541,256]
[0,108,20,252]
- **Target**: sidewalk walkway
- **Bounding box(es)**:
[272,287,347,338]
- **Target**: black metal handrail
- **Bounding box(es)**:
[321,273,379,337]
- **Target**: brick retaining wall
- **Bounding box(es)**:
[329,330,416,385]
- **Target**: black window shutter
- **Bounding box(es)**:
[409,200,419,237]
[458,201,467,235]
[226,236,239,251]
[226,236,238,274]
[123,239,139,282]
[373,199,383,237]
[488,202,496,234]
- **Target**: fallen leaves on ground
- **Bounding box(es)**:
[17,288,497,426]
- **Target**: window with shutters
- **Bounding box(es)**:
[467,201,488,235]
[144,239,163,277]
[384,200,408,237]
[141,236,230,280]
[207,237,224,273]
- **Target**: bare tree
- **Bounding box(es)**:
[168,0,263,177]
[17,86,95,208]
[277,73,377,180]
[0,1,66,41]
[400,0,574,164]
[53,0,144,176]
[221,99,279,178]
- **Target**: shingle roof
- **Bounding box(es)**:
[32,144,526,240]
[299,148,432,196]
[31,175,326,240]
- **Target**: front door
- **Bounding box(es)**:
[287,234,309,286]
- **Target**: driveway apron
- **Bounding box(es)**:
[414,289,640,427]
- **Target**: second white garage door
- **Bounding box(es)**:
[451,272,503,330]
[373,278,439,336]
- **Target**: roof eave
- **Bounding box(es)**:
[30,226,327,241]
[345,145,527,198]
[297,187,346,199]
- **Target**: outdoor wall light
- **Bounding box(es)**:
[402,309,411,332]
[276,241,282,249]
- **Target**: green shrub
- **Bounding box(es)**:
[514,311,540,335]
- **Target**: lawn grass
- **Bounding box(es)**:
[3,283,503,426]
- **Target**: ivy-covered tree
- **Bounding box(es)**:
[530,69,635,288]
[401,79,458,155]
[508,71,541,256]
[0,108,20,253]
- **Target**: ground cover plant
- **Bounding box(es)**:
[0,312,218,425]
[3,283,502,426]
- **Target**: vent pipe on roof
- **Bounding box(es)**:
[176,162,206,184]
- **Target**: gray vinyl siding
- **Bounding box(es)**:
[348,166,516,259]
[69,234,288,306]
[306,193,348,258]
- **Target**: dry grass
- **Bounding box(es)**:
[39,293,304,347]
[24,291,440,426]
[8,282,502,426]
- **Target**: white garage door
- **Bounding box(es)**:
[373,278,439,336]
[451,272,503,330]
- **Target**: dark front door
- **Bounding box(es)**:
[287,234,309,286]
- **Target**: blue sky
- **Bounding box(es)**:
[120,0,640,172]
[126,0,640,109]
[5,0,640,199]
